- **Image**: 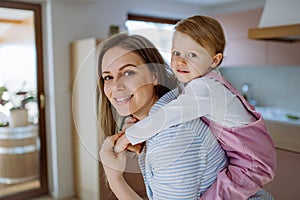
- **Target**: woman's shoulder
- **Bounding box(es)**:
[164,87,180,99]
[155,88,180,105]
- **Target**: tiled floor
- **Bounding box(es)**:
[0,179,39,197]
[0,180,77,200]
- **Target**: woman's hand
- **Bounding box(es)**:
[115,116,143,154]
[99,133,143,200]
[114,133,130,153]
[100,133,127,180]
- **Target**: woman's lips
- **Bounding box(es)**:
[114,94,133,104]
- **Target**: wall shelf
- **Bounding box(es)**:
[248,23,300,42]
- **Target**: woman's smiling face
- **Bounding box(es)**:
[101,46,158,120]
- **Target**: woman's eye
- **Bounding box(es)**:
[123,70,135,77]
[188,52,197,58]
[172,51,180,56]
[103,75,112,81]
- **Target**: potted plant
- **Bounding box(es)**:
[0,87,37,127]
[0,86,9,127]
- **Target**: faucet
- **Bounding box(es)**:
[241,83,258,107]
[242,83,250,101]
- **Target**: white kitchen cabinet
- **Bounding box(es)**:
[71,38,100,200]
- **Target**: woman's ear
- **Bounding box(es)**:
[211,53,223,68]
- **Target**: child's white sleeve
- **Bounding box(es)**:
[126,79,212,145]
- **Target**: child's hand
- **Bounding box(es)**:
[127,143,144,155]
[122,116,139,131]
[115,116,143,154]
[115,134,144,154]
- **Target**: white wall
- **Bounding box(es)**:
[213,9,300,66]
[220,66,300,113]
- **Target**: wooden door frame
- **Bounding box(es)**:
[0,1,48,199]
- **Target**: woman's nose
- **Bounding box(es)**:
[112,77,125,91]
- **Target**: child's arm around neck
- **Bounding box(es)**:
[125,78,213,145]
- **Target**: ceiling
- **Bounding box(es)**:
[159,0,266,8]
[0,7,33,21]
[0,7,34,44]
[171,0,249,6]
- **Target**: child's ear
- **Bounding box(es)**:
[211,53,223,68]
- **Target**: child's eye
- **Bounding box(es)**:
[172,51,180,56]
[188,52,197,58]
[123,70,135,77]
[103,75,113,81]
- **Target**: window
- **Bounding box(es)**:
[126,14,179,63]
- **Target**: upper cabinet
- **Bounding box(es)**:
[214,9,300,67]
[248,0,300,43]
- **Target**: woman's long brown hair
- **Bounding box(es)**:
[97,33,178,139]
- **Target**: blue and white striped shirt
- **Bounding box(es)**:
[138,89,228,200]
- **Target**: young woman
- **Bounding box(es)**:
[98,33,228,199]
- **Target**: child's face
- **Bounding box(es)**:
[171,31,214,83]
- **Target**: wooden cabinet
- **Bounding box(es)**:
[265,120,300,153]
[263,120,300,199]
[264,148,300,200]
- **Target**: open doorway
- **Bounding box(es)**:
[0,1,47,199]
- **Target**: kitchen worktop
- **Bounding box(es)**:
[256,107,300,153]
[255,107,300,126]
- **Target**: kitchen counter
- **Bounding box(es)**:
[255,107,300,153]
[255,107,300,126]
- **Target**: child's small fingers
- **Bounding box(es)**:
[131,117,138,122]
[127,143,143,154]
[125,116,138,123]
[111,132,125,141]
[128,116,138,123]
[122,116,139,130]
